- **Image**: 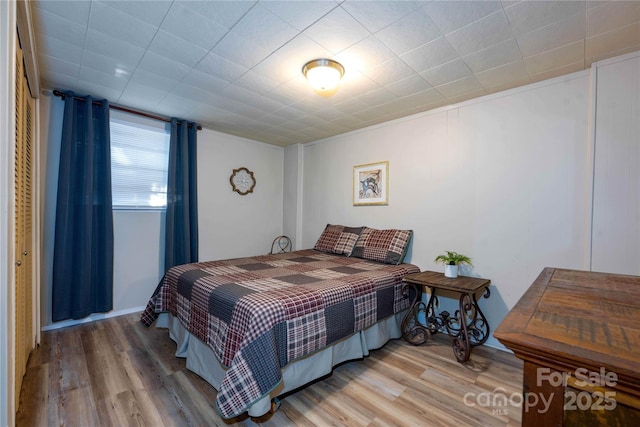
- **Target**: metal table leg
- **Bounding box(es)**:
[441,287,491,362]
[401,282,429,345]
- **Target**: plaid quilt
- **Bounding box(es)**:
[141,249,419,419]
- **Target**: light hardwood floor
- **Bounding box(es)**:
[17,313,524,426]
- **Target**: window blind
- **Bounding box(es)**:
[110,110,170,209]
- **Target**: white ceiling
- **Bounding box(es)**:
[31,0,640,146]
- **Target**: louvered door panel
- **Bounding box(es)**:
[23,79,34,363]
[14,34,34,411]
[14,37,25,410]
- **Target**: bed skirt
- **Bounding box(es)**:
[156,310,407,418]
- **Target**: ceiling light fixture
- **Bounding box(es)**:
[302,58,345,96]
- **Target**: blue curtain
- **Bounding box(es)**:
[52,91,114,322]
[164,118,199,271]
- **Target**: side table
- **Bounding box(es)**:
[401,271,491,363]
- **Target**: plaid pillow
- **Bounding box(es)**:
[313,224,364,256]
[351,227,413,265]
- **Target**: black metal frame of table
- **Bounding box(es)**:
[400,271,491,363]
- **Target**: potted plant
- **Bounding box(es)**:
[434,251,473,278]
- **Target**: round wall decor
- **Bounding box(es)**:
[230,167,256,195]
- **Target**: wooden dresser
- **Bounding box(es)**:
[494,268,640,426]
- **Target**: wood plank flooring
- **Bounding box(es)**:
[17,313,524,426]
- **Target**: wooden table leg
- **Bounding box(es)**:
[521,361,565,427]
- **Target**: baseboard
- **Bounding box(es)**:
[483,339,513,354]
[41,305,145,331]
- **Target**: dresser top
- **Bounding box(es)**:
[494,267,640,392]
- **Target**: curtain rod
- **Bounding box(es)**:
[52,89,202,131]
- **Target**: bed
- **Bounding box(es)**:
[141,225,419,419]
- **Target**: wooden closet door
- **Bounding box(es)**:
[14,35,34,410]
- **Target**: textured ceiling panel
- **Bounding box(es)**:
[32,0,640,147]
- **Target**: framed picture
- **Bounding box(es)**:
[353,161,389,206]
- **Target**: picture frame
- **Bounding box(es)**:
[353,161,389,206]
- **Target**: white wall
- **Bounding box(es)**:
[283,143,303,249]
[591,53,640,276]
[40,98,284,327]
[112,211,165,311]
[300,72,594,350]
[197,129,284,261]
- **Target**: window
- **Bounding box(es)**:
[110,110,170,209]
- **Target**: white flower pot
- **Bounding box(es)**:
[444,264,458,278]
